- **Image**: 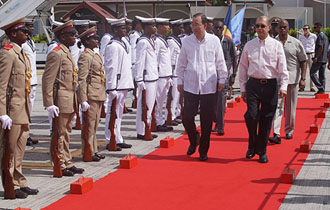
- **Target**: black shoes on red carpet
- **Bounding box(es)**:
[269,134,281,144]
[186,145,196,155]
[258,154,268,163]
[285,134,293,140]
[245,149,255,159]
[246,149,268,163]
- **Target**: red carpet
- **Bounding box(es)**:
[43,98,325,210]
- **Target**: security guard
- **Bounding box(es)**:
[78,27,106,161]
[0,17,39,199]
[104,18,134,149]
[42,20,85,176]
[22,18,38,146]
[134,16,158,140]
[154,18,173,132]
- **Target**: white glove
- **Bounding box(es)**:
[46,105,59,118]
[109,90,118,98]
[81,101,90,112]
[137,82,146,90]
[0,115,12,130]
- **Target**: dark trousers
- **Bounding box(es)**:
[310,62,327,92]
[244,78,278,155]
[182,91,216,156]
[214,80,229,132]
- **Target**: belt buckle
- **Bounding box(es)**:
[259,79,267,85]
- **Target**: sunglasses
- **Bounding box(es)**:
[279,26,287,29]
[256,24,266,28]
[303,28,309,30]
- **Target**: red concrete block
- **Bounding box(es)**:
[310,124,320,133]
[120,154,138,169]
[300,140,311,153]
[14,208,31,210]
[235,97,242,103]
[70,176,93,194]
[324,101,330,108]
[160,137,175,148]
[317,110,326,118]
[281,168,296,184]
[315,93,329,99]
[227,101,237,108]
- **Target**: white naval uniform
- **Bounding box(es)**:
[135,35,158,136]
[104,38,134,144]
[22,37,38,114]
[166,35,182,120]
[154,34,172,126]
[129,30,142,76]
[100,33,113,61]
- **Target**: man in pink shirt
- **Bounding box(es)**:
[239,16,289,163]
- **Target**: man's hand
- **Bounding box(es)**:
[241,92,247,103]
[279,90,287,98]
[218,84,225,91]
[299,79,306,90]
[177,84,184,94]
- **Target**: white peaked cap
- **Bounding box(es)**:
[170,19,183,25]
[155,18,170,24]
[207,17,214,22]
[106,17,117,23]
[73,19,90,26]
[182,18,192,24]
[135,16,155,24]
[108,18,127,26]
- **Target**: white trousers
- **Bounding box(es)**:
[29,85,37,115]
[136,82,157,136]
[165,77,181,120]
[155,78,171,126]
[105,90,128,144]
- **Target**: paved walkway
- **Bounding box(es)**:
[1,70,330,210]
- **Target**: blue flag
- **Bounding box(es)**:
[230,6,246,46]
[223,4,232,40]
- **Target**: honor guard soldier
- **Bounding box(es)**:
[22,18,38,145]
[100,18,116,60]
[154,18,173,132]
[104,18,134,149]
[77,27,106,162]
[0,17,39,199]
[134,16,158,140]
[42,20,85,176]
[166,19,184,125]
[179,18,192,39]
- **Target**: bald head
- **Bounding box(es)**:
[278,19,289,38]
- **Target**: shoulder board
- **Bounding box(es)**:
[54,46,61,51]
[3,44,13,50]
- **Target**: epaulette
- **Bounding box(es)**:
[54,46,61,51]
[3,44,13,51]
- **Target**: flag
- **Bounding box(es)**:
[223,4,232,40]
[231,6,246,46]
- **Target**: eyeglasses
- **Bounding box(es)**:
[279,26,287,29]
[256,24,266,28]
[303,28,309,30]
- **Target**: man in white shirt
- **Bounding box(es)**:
[177,13,228,161]
[239,16,289,163]
[22,19,38,146]
[104,18,134,150]
[134,16,158,140]
[299,25,317,92]
[154,18,173,132]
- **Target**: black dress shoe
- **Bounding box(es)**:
[95,153,105,159]
[162,124,173,131]
[171,121,179,126]
[199,154,208,161]
[315,90,325,95]
[285,134,293,140]
[62,168,74,176]
[92,155,101,162]
[126,108,133,113]
[245,149,255,159]
[156,125,169,132]
[68,166,84,174]
[269,134,281,144]
[20,187,39,195]
[26,139,32,146]
[259,154,269,163]
[217,131,224,136]
[28,137,38,144]
[152,134,158,138]
[117,143,132,149]
[14,189,28,199]
[187,145,196,155]
[174,118,182,124]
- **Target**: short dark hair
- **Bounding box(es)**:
[314,22,322,27]
[303,24,310,29]
[132,20,141,29]
[193,13,207,24]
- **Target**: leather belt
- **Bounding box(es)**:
[250,77,276,85]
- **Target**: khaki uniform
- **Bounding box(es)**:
[42,44,78,170]
[0,42,31,190]
[77,48,106,155]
